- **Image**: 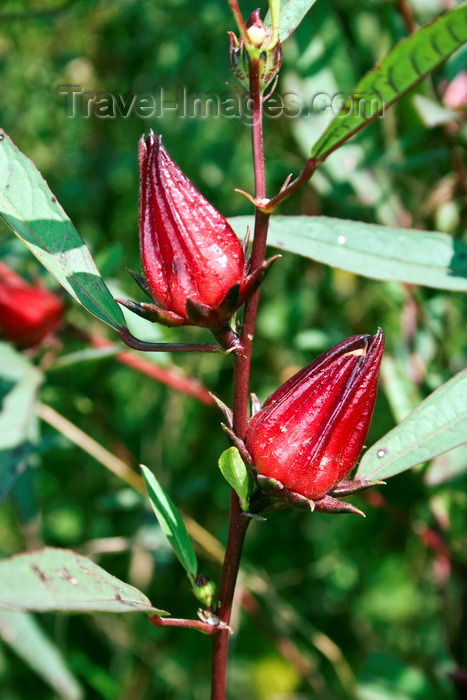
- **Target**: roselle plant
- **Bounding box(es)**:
[0,262,63,348]
[0,1,467,699]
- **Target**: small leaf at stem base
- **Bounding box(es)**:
[218,447,253,511]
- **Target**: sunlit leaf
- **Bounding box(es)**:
[0,548,166,614]
[0,610,84,700]
[140,465,198,582]
[311,5,467,161]
[229,216,467,291]
[0,130,125,330]
[356,369,467,480]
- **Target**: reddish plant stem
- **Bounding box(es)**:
[397,0,416,34]
[210,494,250,698]
[227,0,250,43]
[88,333,215,406]
[231,210,269,434]
[210,51,269,700]
[149,615,218,635]
[263,156,317,213]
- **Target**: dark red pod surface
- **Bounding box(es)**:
[245,329,384,501]
[139,133,246,327]
[0,263,63,348]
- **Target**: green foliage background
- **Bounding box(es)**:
[0,0,467,698]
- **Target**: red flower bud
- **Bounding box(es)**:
[136,133,247,329]
[0,263,63,348]
[245,330,384,509]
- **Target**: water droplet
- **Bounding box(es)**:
[337,235,346,245]
[377,448,387,459]
[0,134,4,141]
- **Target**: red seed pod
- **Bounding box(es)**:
[137,133,246,328]
[245,330,384,507]
[0,263,63,348]
[120,133,276,335]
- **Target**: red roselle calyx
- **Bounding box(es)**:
[0,262,63,349]
[118,133,275,342]
[244,329,385,515]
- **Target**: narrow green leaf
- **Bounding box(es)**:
[0,610,84,700]
[0,130,125,330]
[356,369,467,481]
[0,548,166,614]
[140,465,198,582]
[311,5,467,161]
[218,447,252,512]
[229,216,467,291]
[265,0,318,42]
[0,343,42,502]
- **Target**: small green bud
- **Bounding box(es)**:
[247,24,266,49]
[193,574,217,607]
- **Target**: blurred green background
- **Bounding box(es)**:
[1,0,467,698]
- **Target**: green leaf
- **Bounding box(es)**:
[265,0,319,42]
[218,447,252,512]
[0,343,42,502]
[356,369,467,481]
[140,465,198,582]
[0,548,166,614]
[229,216,467,291]
[0,610,84,700]
[311,5,467,161]
[0,129,125,330]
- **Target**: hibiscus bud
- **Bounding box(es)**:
[119,133,274,336]
[228,10,282,93]
[0,262,63,348]
[246,9,267,48]
[245,329,384,513]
